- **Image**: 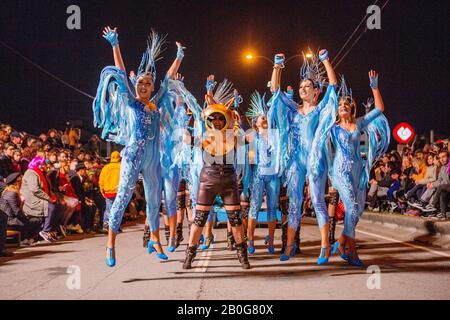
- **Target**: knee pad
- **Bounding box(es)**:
[177,195,186,210]
[241,206,249,220]
[329,191,339,206]
[186,198,193,209]
[279,200,289,215]
[193,210,209,227]
[227,210,242,227]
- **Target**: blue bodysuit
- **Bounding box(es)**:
[93,67,172,234]
[269,85,337,231]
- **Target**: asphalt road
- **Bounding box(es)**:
[1,217,450,300]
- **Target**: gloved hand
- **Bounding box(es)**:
[369,70,379,89]
[102,26,119,47]
[274,53,285,68]
[319,49,329,62]
[176,42,186,60]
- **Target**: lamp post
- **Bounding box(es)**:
[244,53,273,64]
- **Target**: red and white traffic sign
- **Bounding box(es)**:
[393,122,415,144]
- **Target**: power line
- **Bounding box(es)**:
[0,39,95,100]
[333,0,390,69]
[332,0,380,65]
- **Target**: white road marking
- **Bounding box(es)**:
[195,234,215,273]
[336,225,450,258]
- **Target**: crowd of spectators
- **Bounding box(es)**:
[0,123,144,257]
[367,140,450,219]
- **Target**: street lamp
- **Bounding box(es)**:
[243,52,273,65]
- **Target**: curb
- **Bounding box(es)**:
[361,211,450,237]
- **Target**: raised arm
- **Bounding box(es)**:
[270,54,285,93]
[319,49,337,86]
[204,74,217,105]
[102,26,125,71]
[369,70,384,112]
[166,42,185,79]
[205,75,216,97]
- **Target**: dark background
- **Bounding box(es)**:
[0,0,448,138]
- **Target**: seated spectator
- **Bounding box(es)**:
[387,168,401,212]
[421,151,450,217]
[0,204,12,256]
[47,150,58,167]
[367,161,395,210]
[404,154,437,204]
[20,156,62,243]
[47,129,61,148]
[417,151,450,215]
[0,129,9,145]
[0,173,37,246]
[19,147,36,174]
[48,159,81,234]
[411,149,426,181]
[0,143,18,180]
[70,164,95,234]
[389,151,402,169]
[12,149,21,173]
[10,131,23,149]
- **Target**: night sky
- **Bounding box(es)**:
[0,0,448,139]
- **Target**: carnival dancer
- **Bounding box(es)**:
[309,71,389,266]
[159,73,191,252]
[246,92,280,254]
[93,26,184,267]
[268,50,338,261]
[176,75,251,269]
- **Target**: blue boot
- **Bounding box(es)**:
[148,240,168,260]
[280,244,295,261]
[332,241,349,261]
[317,246,331,265]
[200,235,214,250]
[106,247,116,267]
[168,237,176,253]
[266,237,275,254]
[248,240,255,254]
[347,252,364,267]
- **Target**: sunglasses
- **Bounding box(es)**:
[208,115,225,121]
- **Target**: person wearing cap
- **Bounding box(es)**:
[0,173,23,256]
[70,163,95,233]
[99,151,121,233]
[0,143,18,180]
[10,131,22,149]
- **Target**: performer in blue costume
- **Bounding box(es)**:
[93,26,184,267]
[310,70,389,266]
[268,50,338,261]
[246,91,280,254]
[160,73,191,252]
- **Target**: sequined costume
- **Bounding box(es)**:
[92,31,181,234]
[246,92,280,223]
[329,108,389,238]
[93,67,171,233]
[160,98,190,218]
[268,84,337,230]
